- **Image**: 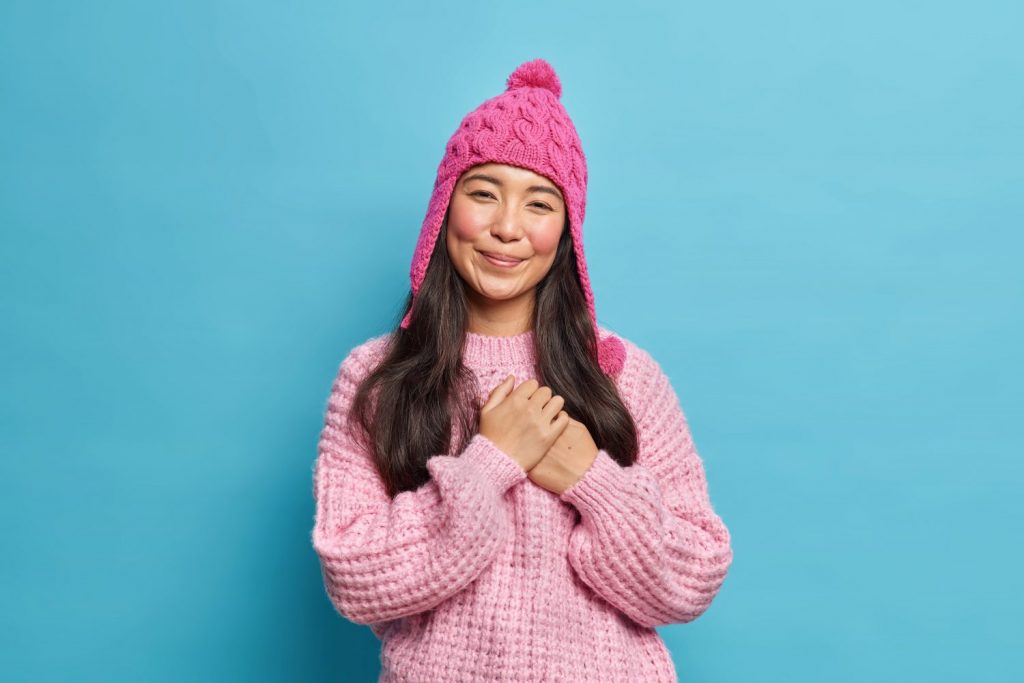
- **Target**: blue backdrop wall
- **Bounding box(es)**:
[2,1,1021,681]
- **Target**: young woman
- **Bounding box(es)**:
[311,58,733,683]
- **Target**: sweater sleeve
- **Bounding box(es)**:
[311,344,528,626]
[557,345,733,628]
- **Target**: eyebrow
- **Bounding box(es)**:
[462,173,564,201]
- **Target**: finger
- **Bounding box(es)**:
[541,393,565,419]
[510,377,540,400]
[482,374,515,411]
[553,410,571,431]
[530,385,553,407]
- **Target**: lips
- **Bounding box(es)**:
[480,251,525,268]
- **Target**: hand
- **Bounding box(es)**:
[527,417,599,495]
[479,375,571,471]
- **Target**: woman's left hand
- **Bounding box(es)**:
[526,416,599,495]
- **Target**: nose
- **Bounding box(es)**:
[490,204,524,242]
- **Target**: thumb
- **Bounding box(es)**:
[482,374,515,412]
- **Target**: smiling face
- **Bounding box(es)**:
[446,162,567,334]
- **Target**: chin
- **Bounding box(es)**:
[475,282,525,300]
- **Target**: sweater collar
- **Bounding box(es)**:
[461,328,537,369]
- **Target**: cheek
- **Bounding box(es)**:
[447,199,486,241]
[529,221,563,255]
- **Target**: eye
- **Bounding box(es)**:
[471,190,494,199]
[530,202,553,210]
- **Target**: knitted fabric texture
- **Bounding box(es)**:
[311,327,733,682]
[400,57,626,376]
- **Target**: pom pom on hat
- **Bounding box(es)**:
[505,58,562,99]
[597,334,626,376]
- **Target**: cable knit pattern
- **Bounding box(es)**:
[311,325,733,682]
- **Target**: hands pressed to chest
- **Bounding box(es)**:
[478,374,599,496]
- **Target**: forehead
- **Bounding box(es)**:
[461,162,556,187]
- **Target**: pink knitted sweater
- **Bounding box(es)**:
[311,326,733,682]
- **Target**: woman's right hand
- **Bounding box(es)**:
[479,374,570,471]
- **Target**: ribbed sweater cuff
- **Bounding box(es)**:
[558,449,625,510]
[460,433,528,494]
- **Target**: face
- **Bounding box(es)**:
[446,163,567,322]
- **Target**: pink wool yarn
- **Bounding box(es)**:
[312,327,734,682]
[401,58,626,376]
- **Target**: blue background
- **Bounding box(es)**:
[2,1,1021,681]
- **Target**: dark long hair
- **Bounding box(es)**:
[348,213,638,497]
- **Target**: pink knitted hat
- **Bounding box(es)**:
[400,58,625,377]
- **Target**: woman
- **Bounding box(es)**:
[311,58,733,682]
